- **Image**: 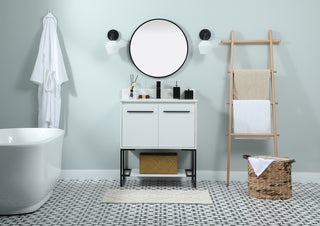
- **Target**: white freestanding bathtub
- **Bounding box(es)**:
[0,128,64,215]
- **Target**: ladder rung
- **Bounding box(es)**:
[227,70,277,74]
[221,39,281,44]
[226,102,278,105]
[226,133,279,137]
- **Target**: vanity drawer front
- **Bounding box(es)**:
[158,104,195,148]
[121,104,158,148]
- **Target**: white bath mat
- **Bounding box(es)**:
[101,189,213,204]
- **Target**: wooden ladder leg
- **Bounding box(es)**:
[227,134,231,186]
[227,31,235,186]
[269,30,278,156]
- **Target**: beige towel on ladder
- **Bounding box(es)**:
[234,70,270,100]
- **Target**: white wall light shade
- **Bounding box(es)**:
[105,40,120,55]
[199,40,214,54]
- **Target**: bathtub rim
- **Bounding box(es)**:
[0,128,65,147]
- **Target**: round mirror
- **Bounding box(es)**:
[129,19,188,78]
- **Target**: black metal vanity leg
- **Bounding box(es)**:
[194,149,197,188]
[120,149,123,187]
[120,149,126,187]
[190,149,196,188]
[191,149,194,184]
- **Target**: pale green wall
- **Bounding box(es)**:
[0,0,319,172]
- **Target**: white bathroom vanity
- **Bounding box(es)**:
[120,89,197,187]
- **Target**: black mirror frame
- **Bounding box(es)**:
[129,18,189,78]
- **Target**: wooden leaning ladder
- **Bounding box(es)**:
[221,30,281,186]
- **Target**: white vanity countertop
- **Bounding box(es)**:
[121,88,197,103]
[121,99,198,103]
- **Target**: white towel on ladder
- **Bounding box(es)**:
[233,100,271,139]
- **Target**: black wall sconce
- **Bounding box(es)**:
[107,29,119,41]
[199,29,211,40]
[105,29,120,55]
[198,29,214,54]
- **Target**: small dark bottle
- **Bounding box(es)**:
[173,81,180,99]
[156,81,161,99]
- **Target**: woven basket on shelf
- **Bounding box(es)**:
[243,155,295,200]
[140,153,178,174]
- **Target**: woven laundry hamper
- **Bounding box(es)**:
[243,155,295,200]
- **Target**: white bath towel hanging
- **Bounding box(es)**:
[30,12,68,128]
[233,100,271,139]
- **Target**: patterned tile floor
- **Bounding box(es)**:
[0,179,319,225]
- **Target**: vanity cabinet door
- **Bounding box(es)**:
[158,104,195,148]
[121,104,158,148]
